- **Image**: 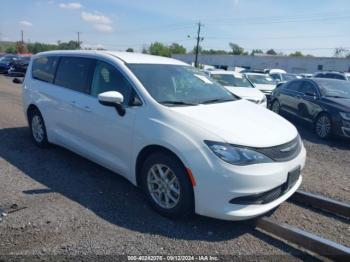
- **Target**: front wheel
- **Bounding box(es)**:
[271,100,280,114]
[140,153,194,219]
[315,113,332,139]
[29,109,50,147]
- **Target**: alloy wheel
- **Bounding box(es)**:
[31,115,45,143]
[316,115,331,138]
[271,100,280,114]
[147,164,181,209]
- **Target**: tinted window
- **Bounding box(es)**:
[329,74,346,80]
[285,81,302,91]
[54,57,94,93]
[282,73,298,81]
[32,56,59,83]
[91,61,134,106]
[300,82,317,95]
[270,74,281,81]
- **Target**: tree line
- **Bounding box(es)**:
[1,40,349,58]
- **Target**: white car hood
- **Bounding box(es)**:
[254,84,276,92]
[224,86,265,100]
[170,100,297,148]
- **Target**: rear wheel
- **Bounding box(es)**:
[271,100,280,114]
[28,109,50,147]
[140,152,194,219]
[315,113,332,139]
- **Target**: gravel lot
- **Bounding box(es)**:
[0,75,348,260]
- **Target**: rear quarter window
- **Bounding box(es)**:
[32,56,59,83]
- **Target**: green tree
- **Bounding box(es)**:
[289,51,304,57]
[201,49,228,55]
[250,49,263,56]
[57,40,80,50]
[229,43,245,55]
[169,43,186,55]
[126,48,134,52]
[148,42,171,57]
[266,49,277,55]
[5,46,16,53]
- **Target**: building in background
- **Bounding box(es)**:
[173,54,350,73]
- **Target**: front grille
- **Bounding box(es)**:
[229,176,299,205]
[253,135,301,162]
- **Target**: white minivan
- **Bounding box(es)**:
[22,50,306,221]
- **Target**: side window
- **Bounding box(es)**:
[32,56,59,83]
[300,82,317,95]
[54,57,94,93]
[285,81,302,92]
[270,74,281,81]
[91,61,134,106]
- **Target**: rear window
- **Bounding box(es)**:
[54,57,95,93]
[32,56,59,83]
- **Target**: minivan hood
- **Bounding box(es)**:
[224,86,265,100]
[169,100,297,148]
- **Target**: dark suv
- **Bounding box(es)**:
[270,78,350,139]
[314,72,349,81]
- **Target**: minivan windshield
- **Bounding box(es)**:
[127,64,236,105]
[246,74,276,85]
[211,73,253,88]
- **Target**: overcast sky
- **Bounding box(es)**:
[0,0,349,56]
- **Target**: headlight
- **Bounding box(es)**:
[204,141,273,165]
[340,112,350,121]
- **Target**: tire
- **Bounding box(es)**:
[28,108,50,148]
[271,99,280,114]
[140,152,194,219]
[315,113,332,139]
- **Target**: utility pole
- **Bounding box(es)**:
[194,22,203,68]
[21,30,24,43]
[77,31,81,48]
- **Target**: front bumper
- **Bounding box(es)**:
[192,144,306,221]
[331,114,350,138]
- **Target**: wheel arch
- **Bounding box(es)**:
[26,104,40,121]
[135,144,192,188]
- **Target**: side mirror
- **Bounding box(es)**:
[98,91,125,116]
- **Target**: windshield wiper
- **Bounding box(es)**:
[200,98,234,104]
[159,100,198,106]
[326,95,348,99]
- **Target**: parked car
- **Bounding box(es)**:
[314,72,349,81]
[23,50,306,221]
[8,56,31,76]
[270,72,301,83]
[270,78,350,139]
[0,55,18,73]
[244,73,277,100]
[208,70,267,107]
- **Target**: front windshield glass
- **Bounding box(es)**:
[0,57,11,63]
[211,74,253,88]
[246,74,276,85]
[127,64,236,105]
[282,74,298,81]
[317,80,350,99]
